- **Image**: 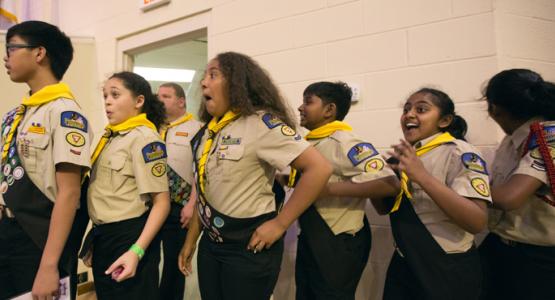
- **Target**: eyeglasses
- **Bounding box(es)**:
[5,43,39,57]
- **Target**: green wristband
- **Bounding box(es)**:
[129,244,145,260]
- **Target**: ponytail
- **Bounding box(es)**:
[443,114,467,141]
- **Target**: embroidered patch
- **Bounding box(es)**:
[142,142,167,163]
[281,125,296,136]
[471,177,490,197]
[66,132,85,147]
[221,136,241,145]
[12,166,24,180]
[348,143,378,166]
[28,123,45,134]
[60,111,88,133]
[461,153,488,175]
[175,131,189,137]
[365,158,384,173]
[262,113,283,129]
[70,149,82,156]
[151,162,167,177]
[531,160,546,172]
[294,134,302,141]
[213,216,225,228]
[530,146,555,161]
[527,124,555,149]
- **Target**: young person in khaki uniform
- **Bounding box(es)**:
[0,21,92,300]
[178,52,332,300]
[479,69,555,299]
[294,81,399,300]
[379,88,492,300]
[157,82,202,300]
[84,72,170,299]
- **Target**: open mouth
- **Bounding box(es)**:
[203,94,212,101]
[404,122,419,131]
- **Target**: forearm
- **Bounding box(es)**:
[184,206,201,246]
[135,192,170,250]
[416,173,487,234]
[327,175,400,199]
[491,174,543,211]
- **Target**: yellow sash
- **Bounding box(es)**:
[160,112,194,140]
[197,111,241,195]
[2,83,75,162]
[389,132,455,214]
[287,121,353,187]
[90,113,156,166]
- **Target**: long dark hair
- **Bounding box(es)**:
[415,87,467,140]
[484,68,555,120]
[110,71,166,129]
[198,52,295,127]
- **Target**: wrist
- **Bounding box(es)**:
[129,243,145,260]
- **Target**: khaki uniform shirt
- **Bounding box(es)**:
[489,118,555,246]
[165,118,203,187]
[197,112,310,218]
[410,134,492,253]
[310,130,395,235]
[88,126,169,224]
[0,99,92,203]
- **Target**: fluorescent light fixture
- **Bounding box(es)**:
[133,66,195,83]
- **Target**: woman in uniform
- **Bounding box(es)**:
[479,69,555,299]
[85,72,170,299]
[380,88,492,300]
[178,52,332,300]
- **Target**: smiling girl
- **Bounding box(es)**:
[85,72,170,299]
[178,52,332,300]
[380,88,491,300]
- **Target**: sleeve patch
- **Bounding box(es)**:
[151,162,167,177]
[471,177,490,197]
[281,125,296,136]
[348,143,378,166]
[365,158,384,173]
[262,113,284,129]
[527,124,555,149]
[461,152,488,175]
[65,131,86,147]
[142,142,167,163]
[61,111,88,133]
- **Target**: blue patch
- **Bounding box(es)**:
[294,134,302,141]
[461,152,488,175]
[347,143,378,166]
[262,113,283,129]
[527,124,555,149]
[142,142,167,163]
[60,111,88,133]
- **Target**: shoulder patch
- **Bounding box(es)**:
[262,113,284,129]
[142,142,167,163]
[528,124,555,149]
[365,157,384,173]
[471,177,490,197]
[66,131,86,147]
[461,152,488,175]
[281,125,296,136]
[151,162,167,177]
[61,111,88,133]
[347,143,378,166]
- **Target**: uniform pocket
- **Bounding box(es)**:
[101,154,132,191]
[24,134,50,172]
[216,145,245,179]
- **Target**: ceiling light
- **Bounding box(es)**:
[133,66,195,83]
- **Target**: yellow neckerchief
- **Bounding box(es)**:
[287,121,353,187]
[90,113,156,166]
[160,112,194,141]
[2,83,75,163]
[389,132,455,214]
[198,111,241,195]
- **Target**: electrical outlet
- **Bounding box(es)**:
[349,83,361,102]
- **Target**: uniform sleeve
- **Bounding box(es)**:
[255,113,310,171]
[131,135,169,195]
[335,137,395,183]
[448,147,492,203]
[513,145,550,185]
[51,101,92,169]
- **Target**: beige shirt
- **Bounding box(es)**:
[197,112,310,218]
[0,99,92,203]
[88,126,169,224]
[311,130,395,235]
[410,134,492,253]
[489,118,555,246]
[164,117,203,186]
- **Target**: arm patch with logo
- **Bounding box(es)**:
[262,113,284,129]
[142,142,167,163]
[61,111,88,133]
[461,152,488,175]
[347,143,378,166]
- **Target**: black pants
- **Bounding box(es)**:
[0,217,44,299]
[295,226,371,300]
[479,233,555,300]
[160,202,187,300]
[197,233,283,300]
[92,215,161,300]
